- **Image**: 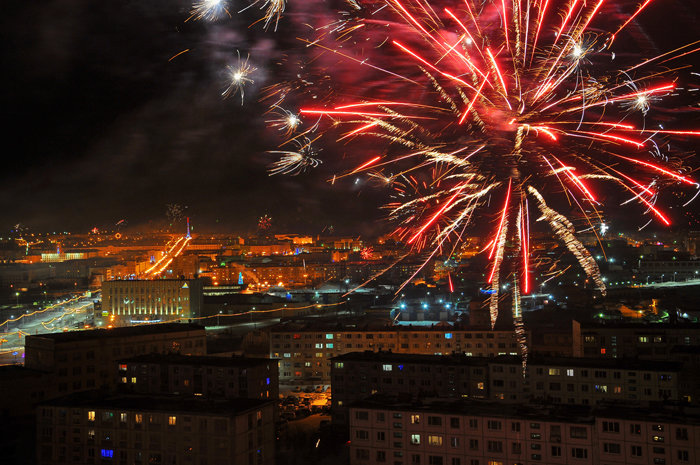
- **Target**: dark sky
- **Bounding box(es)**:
[0,0,386,235]
[1,0,699,235]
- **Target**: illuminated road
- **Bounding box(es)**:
[0,292,96,365]
[141,234,192,277]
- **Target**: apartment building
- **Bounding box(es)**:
[331,352,685,428]
[118,353,278,401]
[331,352,491,425]
[36,393,275,465]
[24,323,206,396]
[489,356,682,405]
[348,396,700,465]
[270,321,524,384]
[101,279,203,325]
[572,320,700,359]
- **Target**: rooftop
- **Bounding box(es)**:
[40,392,272,416]
[492,355,683,372]
[26,323,205,344]
[119,353,274,368]
[351,395,700,425]
[575,320,700,330]
[271,319,516,333]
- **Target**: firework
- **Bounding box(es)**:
[182,0,699,367]
[266,104,302,137]
[222,51,256,105]
[260,0,700,364]
[258,214,272,231]
[268,136,322,176]
[189,0,230,21]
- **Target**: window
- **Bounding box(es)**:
[450,437,459,448]
[571,448,588,459]
[468,419,478,429]
[511,422,520,432]
[428,416,442,426]
[87,411,95,422]
[334,362,344,369]
[450,418,459,428]
[469,439,478,450]
[411,435,421,445]
[548,368,561,376]
[411,454,421,464]
[551,446,561,457]
[356,411,369,421]
[676,428,689,440]
[451,459,460,465]
[566,369,574,376]
[377,451,387,462]
[100,449,114,459]
[602,421,620,433]
[428,435,443,446]
[677,450,689,462]
[168,416,176,426]
[383,364,393,372]
[603,443,621,454]
[377,432,386,441]
[411,415,421,424]
[631,445,642,456]
[356,449,369,460]
[326,334,334,339]
[428,457,443,465]
[511,442,521,454]
[356,430,369,440]
[487,441,503,453]
[135,414,143,424]
[487,420,502,431]
[630,424,641,435]
[652,435,664,443]
[120,413,127,423]
[570,427,587,439]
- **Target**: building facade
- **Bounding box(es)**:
[118,353,278,401]
[24,323,206,396]
[348,397,700,465]
[270,322,525,385]
[572,321,700,359]
[36,394,275,465]
[101,279,203,325]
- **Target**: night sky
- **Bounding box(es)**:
[2,0,699,235]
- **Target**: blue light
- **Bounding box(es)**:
[101,449,113,458]
[445,333,453,339]
[266,377,271,385]
[397,365,404,371]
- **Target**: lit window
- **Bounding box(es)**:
[100,449,113,458]
[445,333,452,339]
[411,415,421,424]
[411,434,421,445]
[120,377,127,384]
[168,416,177,426]
[548,368,561,376]
[326,334,334,340]
[135,414,143,424]
[130,377,137,384]
[87,411,95,422]
[566,369,574,377]
[382,364,393,372]
[326,343,333,349]
[315,343,323,349]
[118,364,127,371]
[334,362,344,369]
[266,377,271,385]
[477,382,484,390]
[428,435,443,446]
[120,413,127,423]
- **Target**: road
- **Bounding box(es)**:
[0,292,96,365]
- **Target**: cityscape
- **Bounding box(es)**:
[2,0,700,465]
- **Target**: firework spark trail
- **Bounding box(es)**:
[186,0,700,363]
